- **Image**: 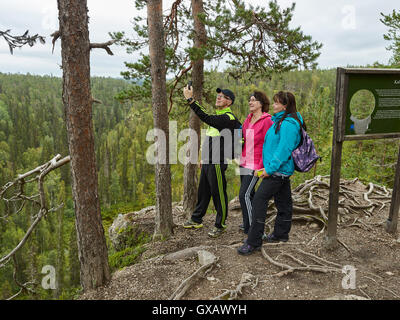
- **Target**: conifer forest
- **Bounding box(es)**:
[0,0,399,300]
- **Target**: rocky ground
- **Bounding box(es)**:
[80,177,400,301]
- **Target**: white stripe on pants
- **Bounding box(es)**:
[244,175,259,227]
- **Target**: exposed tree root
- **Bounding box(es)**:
[261,247,342,277]
[230,176,392,242]
[213,273,258,300]
[274,176,391,239]
[361,276,400,299]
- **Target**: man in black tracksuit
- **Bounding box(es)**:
[183,86,241,238]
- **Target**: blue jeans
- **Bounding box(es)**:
[246,175,293,247]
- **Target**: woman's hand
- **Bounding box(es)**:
[255,169,269,179]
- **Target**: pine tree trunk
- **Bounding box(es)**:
[147,0,174,239]
[183,0,207,217]
[68,226,80,287]
[105,142,111,206]
[57,0,110,291]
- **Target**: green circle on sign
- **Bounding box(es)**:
[349,89,376,120]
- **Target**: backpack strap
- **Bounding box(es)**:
[293,117,305,131]
[293,117,304,149]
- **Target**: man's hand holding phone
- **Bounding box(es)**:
[183,81,193,101]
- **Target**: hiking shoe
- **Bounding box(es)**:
[265,233,288,243]
[262,233,268,242]
[237,243,261,256]
[243,233,267,244]
[183,219,203,229]
[208,227,225,238]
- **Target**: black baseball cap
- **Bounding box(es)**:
[216,88,235,104]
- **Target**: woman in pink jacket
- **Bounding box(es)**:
[239,91,273,235]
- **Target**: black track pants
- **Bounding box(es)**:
[246,175,293,247]
[239,170,259,234]
[191,164,228,228]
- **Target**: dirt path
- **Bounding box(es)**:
[80,197,400,300]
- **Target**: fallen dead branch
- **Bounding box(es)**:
[169,256,219,300]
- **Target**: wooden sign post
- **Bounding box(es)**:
[325,68,400,249]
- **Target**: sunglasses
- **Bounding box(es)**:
[217,94,230,100]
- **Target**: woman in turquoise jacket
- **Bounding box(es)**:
[238,91,303,255]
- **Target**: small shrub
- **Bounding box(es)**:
[108,232,151,271]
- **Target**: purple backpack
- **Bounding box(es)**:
[292,120,321,172]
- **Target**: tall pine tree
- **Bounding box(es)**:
[57,0,110,290]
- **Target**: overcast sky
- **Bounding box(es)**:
[0,0,397,78]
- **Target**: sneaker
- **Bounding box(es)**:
[183,219,203,229]
[208,227,225,238]
[265,233,288,243]
[237,243,261,255]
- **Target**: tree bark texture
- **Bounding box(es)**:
[147,0,174,239]
[57,0,110,290]
[183,0,207,217]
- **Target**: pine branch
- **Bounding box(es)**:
[0,29,45,54]
[90,40,117,55]
[51,30,116,56]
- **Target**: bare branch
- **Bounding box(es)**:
[168,60,193,114]
[91,97,103,104]
[90,40,117,55]
[52,29,116,56]
[0,155,71,298]
[6,255,37,300]
[50,30,60,53]
[163,0,184,51]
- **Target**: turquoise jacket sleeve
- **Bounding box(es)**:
[264,120,300,176]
